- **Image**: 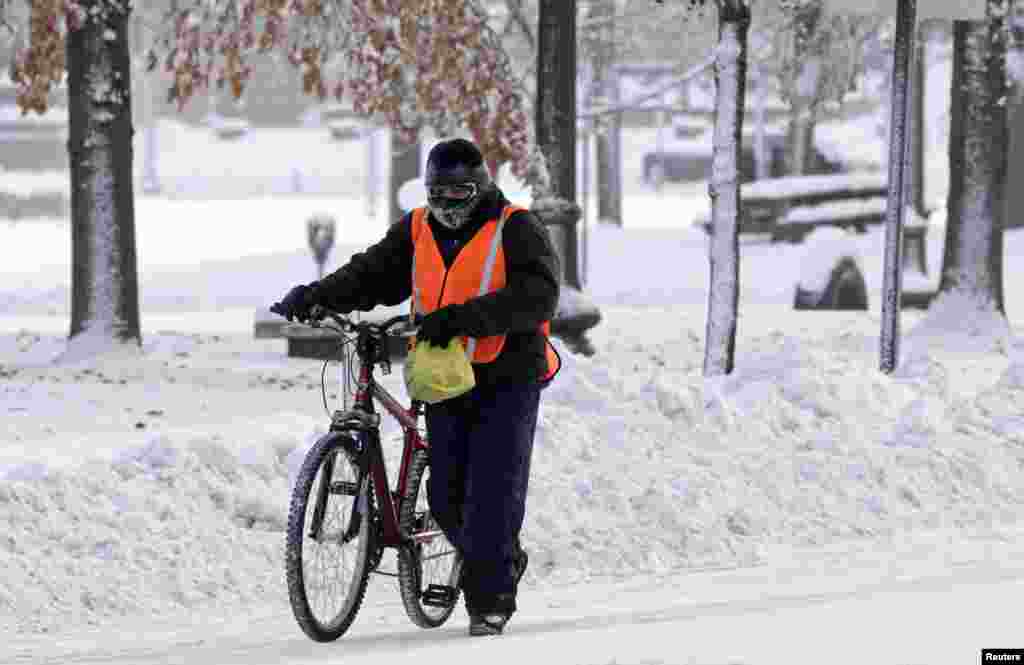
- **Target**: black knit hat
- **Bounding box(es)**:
[424,138,492,189]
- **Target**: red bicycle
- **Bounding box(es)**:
[273,304,462,642]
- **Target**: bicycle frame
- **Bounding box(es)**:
[281,304,470,641]
[318,325,432,553]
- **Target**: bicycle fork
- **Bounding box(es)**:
[308,451,336,542]
[308,438,370,544]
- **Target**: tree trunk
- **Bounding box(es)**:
[1004,4,1024,230]
[1006,82,1024,229]
[131,14,160,196]
[751,60,771,180]
[590,0,623,226]
[67,1,141,354]
[784,2,821,176]
[704,1,750,377]
[938,13,1007,314]
[785,106,817,176]
[388,134,421,225]
[536,0,581,289]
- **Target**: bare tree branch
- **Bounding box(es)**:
[0,0,16,36]
[578,54,715,118]
[504,0,535,50]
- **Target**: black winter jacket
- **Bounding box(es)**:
[313,187,561,386]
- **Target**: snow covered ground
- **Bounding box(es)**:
[4,82,1024,659]
[5,526,1024,664]
[2,188,1024,661]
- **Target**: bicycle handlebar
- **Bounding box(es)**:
[315,306,420,336]
[269,302,421,337]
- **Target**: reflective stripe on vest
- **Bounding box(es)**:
[465,206,514,358]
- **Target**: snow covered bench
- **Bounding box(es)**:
[697,172,889,243]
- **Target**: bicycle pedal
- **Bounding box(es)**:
[420,584,458,608]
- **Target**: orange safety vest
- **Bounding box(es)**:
[410,205,560,383]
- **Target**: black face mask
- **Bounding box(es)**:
[427,182,482,230]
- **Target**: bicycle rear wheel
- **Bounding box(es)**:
[285,435,373,642]
[397,449,462,628]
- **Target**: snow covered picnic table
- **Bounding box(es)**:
[698,172,893,243]
[699,172,934,308]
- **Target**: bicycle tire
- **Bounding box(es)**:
[397,449,462,628]
[285,435,373,642]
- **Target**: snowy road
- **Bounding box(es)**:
[7,529,1022,665]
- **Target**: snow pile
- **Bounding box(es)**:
[525,320,1024,586]
[0,411,324,634]
[1,305,1023,634]
[906,287,1016,354]
[795,227,863,292]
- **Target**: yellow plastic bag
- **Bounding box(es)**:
[404,337,476,404]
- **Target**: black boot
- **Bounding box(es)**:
[466,546,526,637]
[468,591,515,637]
[468,612,509,636]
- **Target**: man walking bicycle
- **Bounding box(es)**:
[274,138,561,635]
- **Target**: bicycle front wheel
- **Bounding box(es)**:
[285,435,373,642]
[397,449,462,628]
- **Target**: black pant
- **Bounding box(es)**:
[425,380,541,616]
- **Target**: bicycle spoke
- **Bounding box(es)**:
[420,549,457,563]
[410,528,445,543]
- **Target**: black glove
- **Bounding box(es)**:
[271,282,320,322]
[417,305,464,348]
